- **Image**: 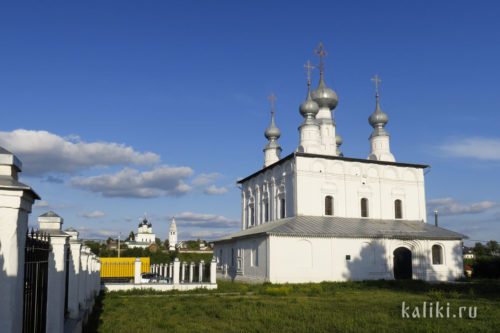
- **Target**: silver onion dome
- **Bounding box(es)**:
[265,114,281,140]
[300,85,320,118]
[369,94,389,137]
[311,75,338,110]
[335,133,343,147]
[369,95,389,127]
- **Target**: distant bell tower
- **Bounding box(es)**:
[168,217,177,251]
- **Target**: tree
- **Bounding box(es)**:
[155,237,162,246]
[486,240,500,255]
[164,239,170,249]
[473,242,488,256]
[85,240,101,256]
[125,231,135,242]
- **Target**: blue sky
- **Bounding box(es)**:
[0,1,499,245]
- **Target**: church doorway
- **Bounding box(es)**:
[393,247,412,279]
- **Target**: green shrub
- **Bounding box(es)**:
[471,256,500,278]
[427,289,443,301]
[263,286,293,296]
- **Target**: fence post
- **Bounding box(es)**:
[39,212,70,333]
[189,261,194,282]
[169,263,173,278]
[0,148,38,333]
[134,258,142,284]
[65,228,81,319]
[79,246,89,310]
[199,260,204,282]
[181,262,186,282]
[173,258,180,284]
[210,257,217,284]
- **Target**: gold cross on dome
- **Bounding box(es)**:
[267,92,277,116]
[371,74,382,96]
[314,42,328,74]
[303,60,315,85]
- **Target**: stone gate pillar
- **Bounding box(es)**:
[0,148,39,333]
[173,258,180,284]
[39,211,70,333]
[65,228,82,319]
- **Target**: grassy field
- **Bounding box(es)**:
[84,279,500,332]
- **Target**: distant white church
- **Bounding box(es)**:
[126,217,156,249]
[213,43,466,283]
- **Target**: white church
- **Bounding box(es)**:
[126,216,156,249]
[213,43,466,283]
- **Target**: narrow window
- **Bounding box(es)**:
[395,199,402,219]
[361,198,369,217]
[432,245,443,265]
[250,205,255,226]
[231,248,235,267]
[325,196,333,216]
[280,198,286,219]
[219,249,223,264]
[264,202,269,222]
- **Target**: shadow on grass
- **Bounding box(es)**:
[83,291,105,333]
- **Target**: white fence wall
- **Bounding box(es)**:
[0,148,100,333]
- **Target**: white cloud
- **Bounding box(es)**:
[78,211,106,218]
[0,129,160,176]
[71,166,193,198]
[192,173,222,186]
[427,198,499,216]
[440,137,500,160]
[76,226,118,239]
[166,211,239,228]
[203,184,229,195]
[34,200,68,210]
[179,230,232,241]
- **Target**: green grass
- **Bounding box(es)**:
[84,280,500,333]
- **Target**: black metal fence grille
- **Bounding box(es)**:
[23,230,50,333]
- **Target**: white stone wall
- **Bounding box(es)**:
[215,236,268,283]
[240,155,427,230]
[214,235,463,283]
[294,156,427,221]
[241,159,295,230]
[268,236,463,283]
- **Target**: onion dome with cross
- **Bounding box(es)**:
[311,42,338,110]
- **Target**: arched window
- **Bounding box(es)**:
[325,196,334,215]
[432,245,443,265]
[280,198,286,219]
[361,198,369,217]
[395,199,402,219]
